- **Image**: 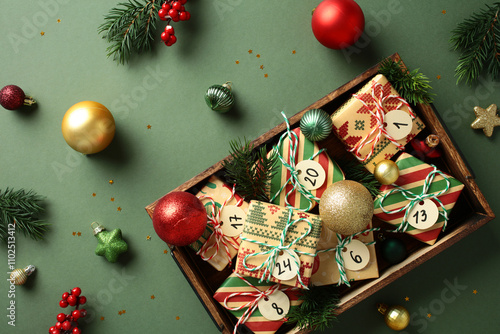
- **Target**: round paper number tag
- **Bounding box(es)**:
[342,239,370,271]
[384,110,413,140]
[296,160,326,190]
[219,205,246,237]
[257,290,290,321]
[272,250,300,281]
[407,199,439,230]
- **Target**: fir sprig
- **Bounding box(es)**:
[98,0,160,64]
[222,139,278,202]
[338,159,381,197]
[450,2,500,85]
[286,285,339,331]
[378,58,435,105]
[0,188,48,242]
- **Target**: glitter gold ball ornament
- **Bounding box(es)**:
[300,109,332,142]
[9,265,35,285]
[204,82,235,113]
[377,303,410,331]
[373,160,399,185]
[319,180,373,235]
[152,191,208,246]
[61,101,115,154]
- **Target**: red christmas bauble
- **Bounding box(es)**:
[152,191,207,247]
[312,0,365,49]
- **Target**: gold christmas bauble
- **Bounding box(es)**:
[374,160,399,185]
[377,303,410,331]
[61,101,115,154]
[319,180,373,235]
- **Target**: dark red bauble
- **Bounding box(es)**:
[312,0,365,49]
[0,85,35,110]
[152,191,207,247]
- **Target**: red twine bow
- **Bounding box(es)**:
[349,81,415,162]
[196,185,243,264]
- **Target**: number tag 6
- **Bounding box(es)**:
[342,239,370,271]
[296,160,326,190]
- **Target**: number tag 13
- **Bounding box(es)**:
[407,199,439,230]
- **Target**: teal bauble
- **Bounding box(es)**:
[380,238,407,265]
[300,109,332,141]
[204,82,234,113]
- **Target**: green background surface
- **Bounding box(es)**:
[1,0,499,333]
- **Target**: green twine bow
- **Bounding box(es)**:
[240,207,316,289]
[270,111,327,211]
[316,227,380,287]
[379,165,450,233]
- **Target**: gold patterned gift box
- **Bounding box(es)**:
[235,200,322,289]
[189,175,249,271]
[331,74,425,173]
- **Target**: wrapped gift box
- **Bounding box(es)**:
[235,200,322,289]
[189,175,249,271]
[311,222,379,286]
[373,153,465,245]
[331,74,425,173]
[267,126,344,211]
[213,273,303,334]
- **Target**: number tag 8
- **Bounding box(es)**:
[257,290,290,321]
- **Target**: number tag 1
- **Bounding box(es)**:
[342,239,370,271]
[257,290,290,321]
[219,206,246,237]
[407,199,439,230]
[384,109,413,140]
[272,250,300,281]
[296,160,326,190]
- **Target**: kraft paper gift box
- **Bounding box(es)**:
[331,74,425,173]
[267,126,344,211]
[235,200,322,289]
[373,153,464,245]
[310,222,379,286]
[189,175,249,271]
[213,272,303,334]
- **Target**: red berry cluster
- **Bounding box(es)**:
[49,287,87,334]
[158,0,190,46]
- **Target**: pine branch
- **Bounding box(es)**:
[450,2,500,85]
[337,159,381,197]
[286,285,339,331]
[98,0,160,64]
[221,138,278,202]
[378,58,435,105]
[0,188,48,242]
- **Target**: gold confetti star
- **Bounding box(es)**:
[147,124,151,129]
[427,313,432,318]
[110,197,115,202]
[471,104,500,137]
[175,316,180,320]
[436,75,441,80]
[72,232,76,236]
[473,289,478,294]
[118,311,123,315]
[77,232,82,236]
[117,207,122,212]
[109,180,114,185]
[248,49,253,54]
[163,249,168,254]
[57,19,61,23]
[40,31,45,36]
[235,60,240,64]
[146,235,151,240]
[264,73,268,78]
[100,316,105,321]
[256,54,261,58]
[92,193,96,197]
[292,50,296,54]
[442,10,446,14]
[122,310,126,314]
[405,296,410,301]
[151,295,155,299]
[260,65,264,70]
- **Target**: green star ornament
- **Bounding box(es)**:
[471,104,500,137]
[92,222,128,263]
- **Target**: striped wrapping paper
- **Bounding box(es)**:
[267,127,344,211]
[310,222,379,286]
[189,175,249,271]
[213,273,303,334]
[331,74,425,173]
[235,200,323,289]
[373,153,464,245]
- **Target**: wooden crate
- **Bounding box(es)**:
[145,53,494,334]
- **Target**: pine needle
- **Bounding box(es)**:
[0,188,48,241]
[98,0,160,64]
[378,58,435,105]
[337,159,381,197]
[450,2,500,85]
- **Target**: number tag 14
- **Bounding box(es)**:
[257,290,290,321]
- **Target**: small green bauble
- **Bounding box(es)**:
[300,109,332,142]
[204,82,234,113]
[380,238,407,265]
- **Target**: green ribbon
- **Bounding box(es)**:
[240,207,316,289]
[378,165,450,233]
[270,111,326,212]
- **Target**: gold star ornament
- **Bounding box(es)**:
[471,104,500,137]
